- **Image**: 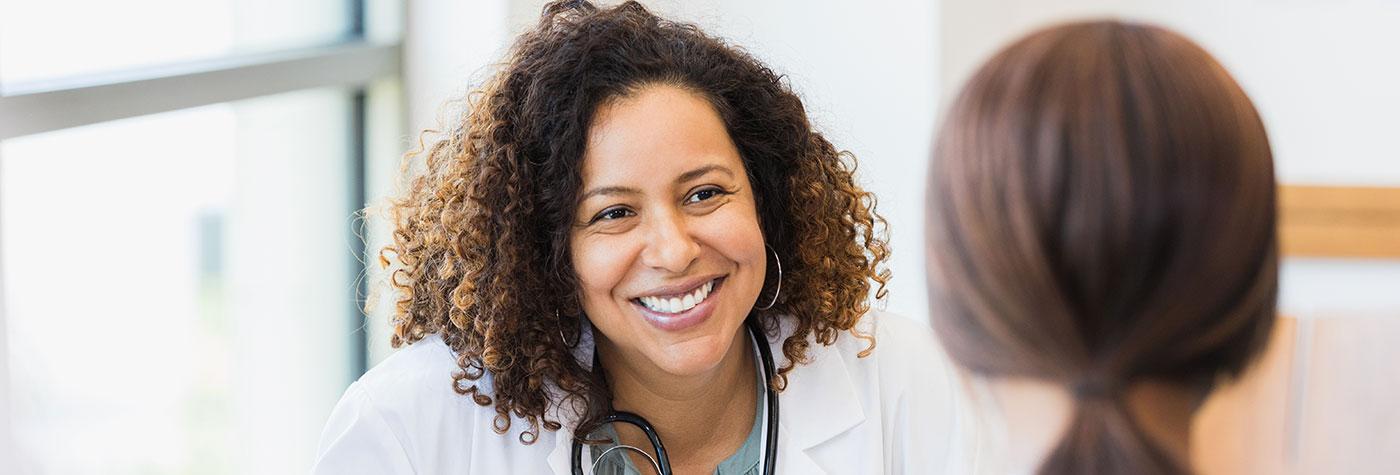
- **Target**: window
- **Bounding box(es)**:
[0,1,401,473]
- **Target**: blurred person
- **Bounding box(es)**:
[925,21,1278,474]
[314,1,969,473]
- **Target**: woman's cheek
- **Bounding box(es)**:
[712,202,765,261]
[572,234,635,299]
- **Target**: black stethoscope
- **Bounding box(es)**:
[571,318,780,475]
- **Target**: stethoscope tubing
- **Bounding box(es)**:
[753,319,779,475]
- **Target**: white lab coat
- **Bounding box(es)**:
[313,310,976,474]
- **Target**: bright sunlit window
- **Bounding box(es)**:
[1,89,358,473]
[0,0,399,473]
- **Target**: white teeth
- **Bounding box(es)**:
[639,279,717,314]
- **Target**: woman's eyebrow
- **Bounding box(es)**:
[579,186,641,202]
[579,164,734,202]
[676,164,735,184]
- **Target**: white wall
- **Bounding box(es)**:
[939,0,1400,319]
[404,0,508,137]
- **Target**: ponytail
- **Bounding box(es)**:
[1038,383,1188,474]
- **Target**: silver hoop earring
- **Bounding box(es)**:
[557,309,579,348]
[755,244,782,310]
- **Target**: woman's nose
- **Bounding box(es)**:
[640,211,701,273]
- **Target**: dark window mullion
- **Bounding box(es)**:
[349,0,371,379]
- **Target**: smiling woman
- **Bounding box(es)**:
[312,1,971,473]
[570,86,772,474]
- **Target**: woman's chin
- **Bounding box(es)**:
[650,334,738,376]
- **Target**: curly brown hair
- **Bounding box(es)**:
[381,0,890,444]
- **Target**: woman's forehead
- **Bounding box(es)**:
[578,85,743,191]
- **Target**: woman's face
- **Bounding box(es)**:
[570,84,767,378]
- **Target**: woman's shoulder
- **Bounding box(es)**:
[771,308,959,398]
[817,309,978,472]
[838,309,962,405]
[337,333,498,429]
[314,334,554,473]
[825,308,950,369]
[352,333,465,404]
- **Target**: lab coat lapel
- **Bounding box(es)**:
[776,433,828,475]
[768,320,865,474]
[547,427,576,475]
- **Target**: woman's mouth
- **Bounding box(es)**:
[637,279,716,314]
[631,277,725,331]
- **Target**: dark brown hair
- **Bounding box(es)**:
[382,0,888,444]
[926,21,1277,474]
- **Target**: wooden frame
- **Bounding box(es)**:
[1279,185,1400,258]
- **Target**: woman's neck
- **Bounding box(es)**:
[987,377,1199,474]
[596,327,758,474]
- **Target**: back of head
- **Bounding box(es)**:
[925,21,1278,474]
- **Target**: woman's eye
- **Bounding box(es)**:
[593,207,634,222]
[686,187,726,203]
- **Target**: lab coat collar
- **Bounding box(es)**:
[544,316,866,474]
